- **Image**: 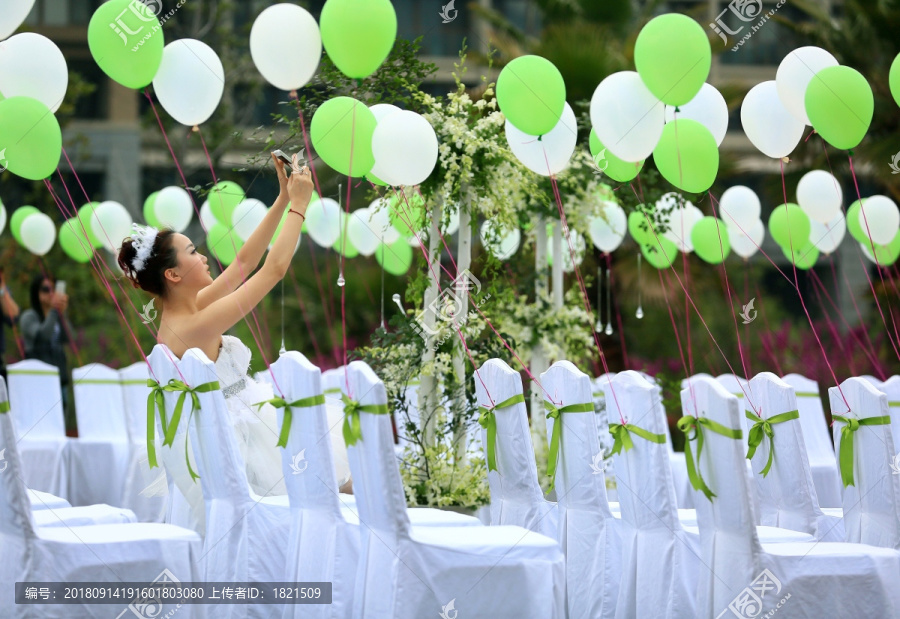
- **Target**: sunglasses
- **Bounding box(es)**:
[40,285,53,293]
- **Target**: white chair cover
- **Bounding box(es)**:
[782,373,842,508]
[745,373,844,541]
[715,374,751,440]
[684,375,900,618]
[606,370,699,619]
[148,345,206,537]
[271,352,359,619]
[181,347,292,618]
[542,361,621,619]
[829,377,900,549]
[474,358,557,538]
[861,374,883,389]
[119,361,168,522]
[68,363,131,507]
[27,489,70,511]
[6,359,69,496]
[323,368,353,487]
[345,360,565,618]
[878,375,900,455]
[0,376,205,619]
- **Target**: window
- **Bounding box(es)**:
[25,0,102,26]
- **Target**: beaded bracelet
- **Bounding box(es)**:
[288,209,306,222]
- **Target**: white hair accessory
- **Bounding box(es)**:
[129,223,159,273]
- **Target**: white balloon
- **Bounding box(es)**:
[727,219,765,259]
[153,186,193,232]
[588,202,627,253]
[250,4,321,91]
[0,0,35,41]
[200,200,219,230]
[858,195,900,245]
[306,197,342,247]
[442,208,460,236]
[408,235,423,248]
[347,208,381,257]
[797,170,842,224]
[776,47,839,126]
[153,39,224,127]
[719,186,761,231]
[91,201,132,252]
[664,83,728,146]
[0,201,7,236]
[547,228,586,273]
[809,213,846,255]
[231,198,267,242]
[372,111,439,186]
[506,102,577,176]
[741,81,805,159]
[660,195,702,252]
[591,71,665,162]
[480,220,520,261]
[19,212,55,256]
[0,33,67,112]
[368,198,401,245]
[370,103,401,122]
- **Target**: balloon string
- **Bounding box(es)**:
[807,269,858,376]
[656,266,691,383]
[340,105,358,398]
[286,265,324,362]
[830,255,882,376]
[195,125,282,396]
[778,159,849,409]
[847,153,900,363]
[752,280,783,377]
[606,253,630,369]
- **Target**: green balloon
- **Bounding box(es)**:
[847,200,867,243]
[11,206,40,245]
[0,97,62,180]
[207,222,243,265]
[376,240,413,276]
[143,191,161,228]
[691,217,731,264]
[496,55,566,136]
[320,0,397,79]
[891,53,900,108]
[653,119,719,193]
[642,237,678,269]
[77,202,102,248]
[311,97,376,177]
[628,210,657,245]
[388,190,426,235]
[805,66,873,151]
[634,14,710,106]
[768,203,811,249]
[59,219,94,264]
[589,129,644,183]
[866,231,900,266]
[783,242,819,270]
[333,222,358,258]
[208,181,245,225]
[88,0,164,89]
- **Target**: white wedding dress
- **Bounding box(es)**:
[146,336,351,527]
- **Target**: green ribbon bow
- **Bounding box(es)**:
[607,422,667,456]
[832,414,890,487]
[545,400,596,492]
[477,393,525,473]
[253,394,325,448]
[0,401,10,413]
[677,415,743,501]
[745,409,799,477]
[147,378,220,481]
[340,393,390,447]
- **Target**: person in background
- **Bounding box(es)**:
[0,269,21,381]
[21,275,73,417]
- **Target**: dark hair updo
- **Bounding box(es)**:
[117,228,179,297]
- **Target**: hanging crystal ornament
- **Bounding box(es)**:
[604,263,614,335]
[337,182,345,287]
[635,252,644,319]
[595,266,604,333]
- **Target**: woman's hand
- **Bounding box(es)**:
[287,162,314,212]
[272,152,289,203]
[51,292,69,314]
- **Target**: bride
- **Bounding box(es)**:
[117,153,349,516]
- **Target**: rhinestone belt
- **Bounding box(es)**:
[222,378,246,399]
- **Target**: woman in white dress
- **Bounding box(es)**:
[117,154,349,506]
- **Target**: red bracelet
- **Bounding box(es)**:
[288,209,306,222]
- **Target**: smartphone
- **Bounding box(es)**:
[273,150,294,168]
[55,281,66,295]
